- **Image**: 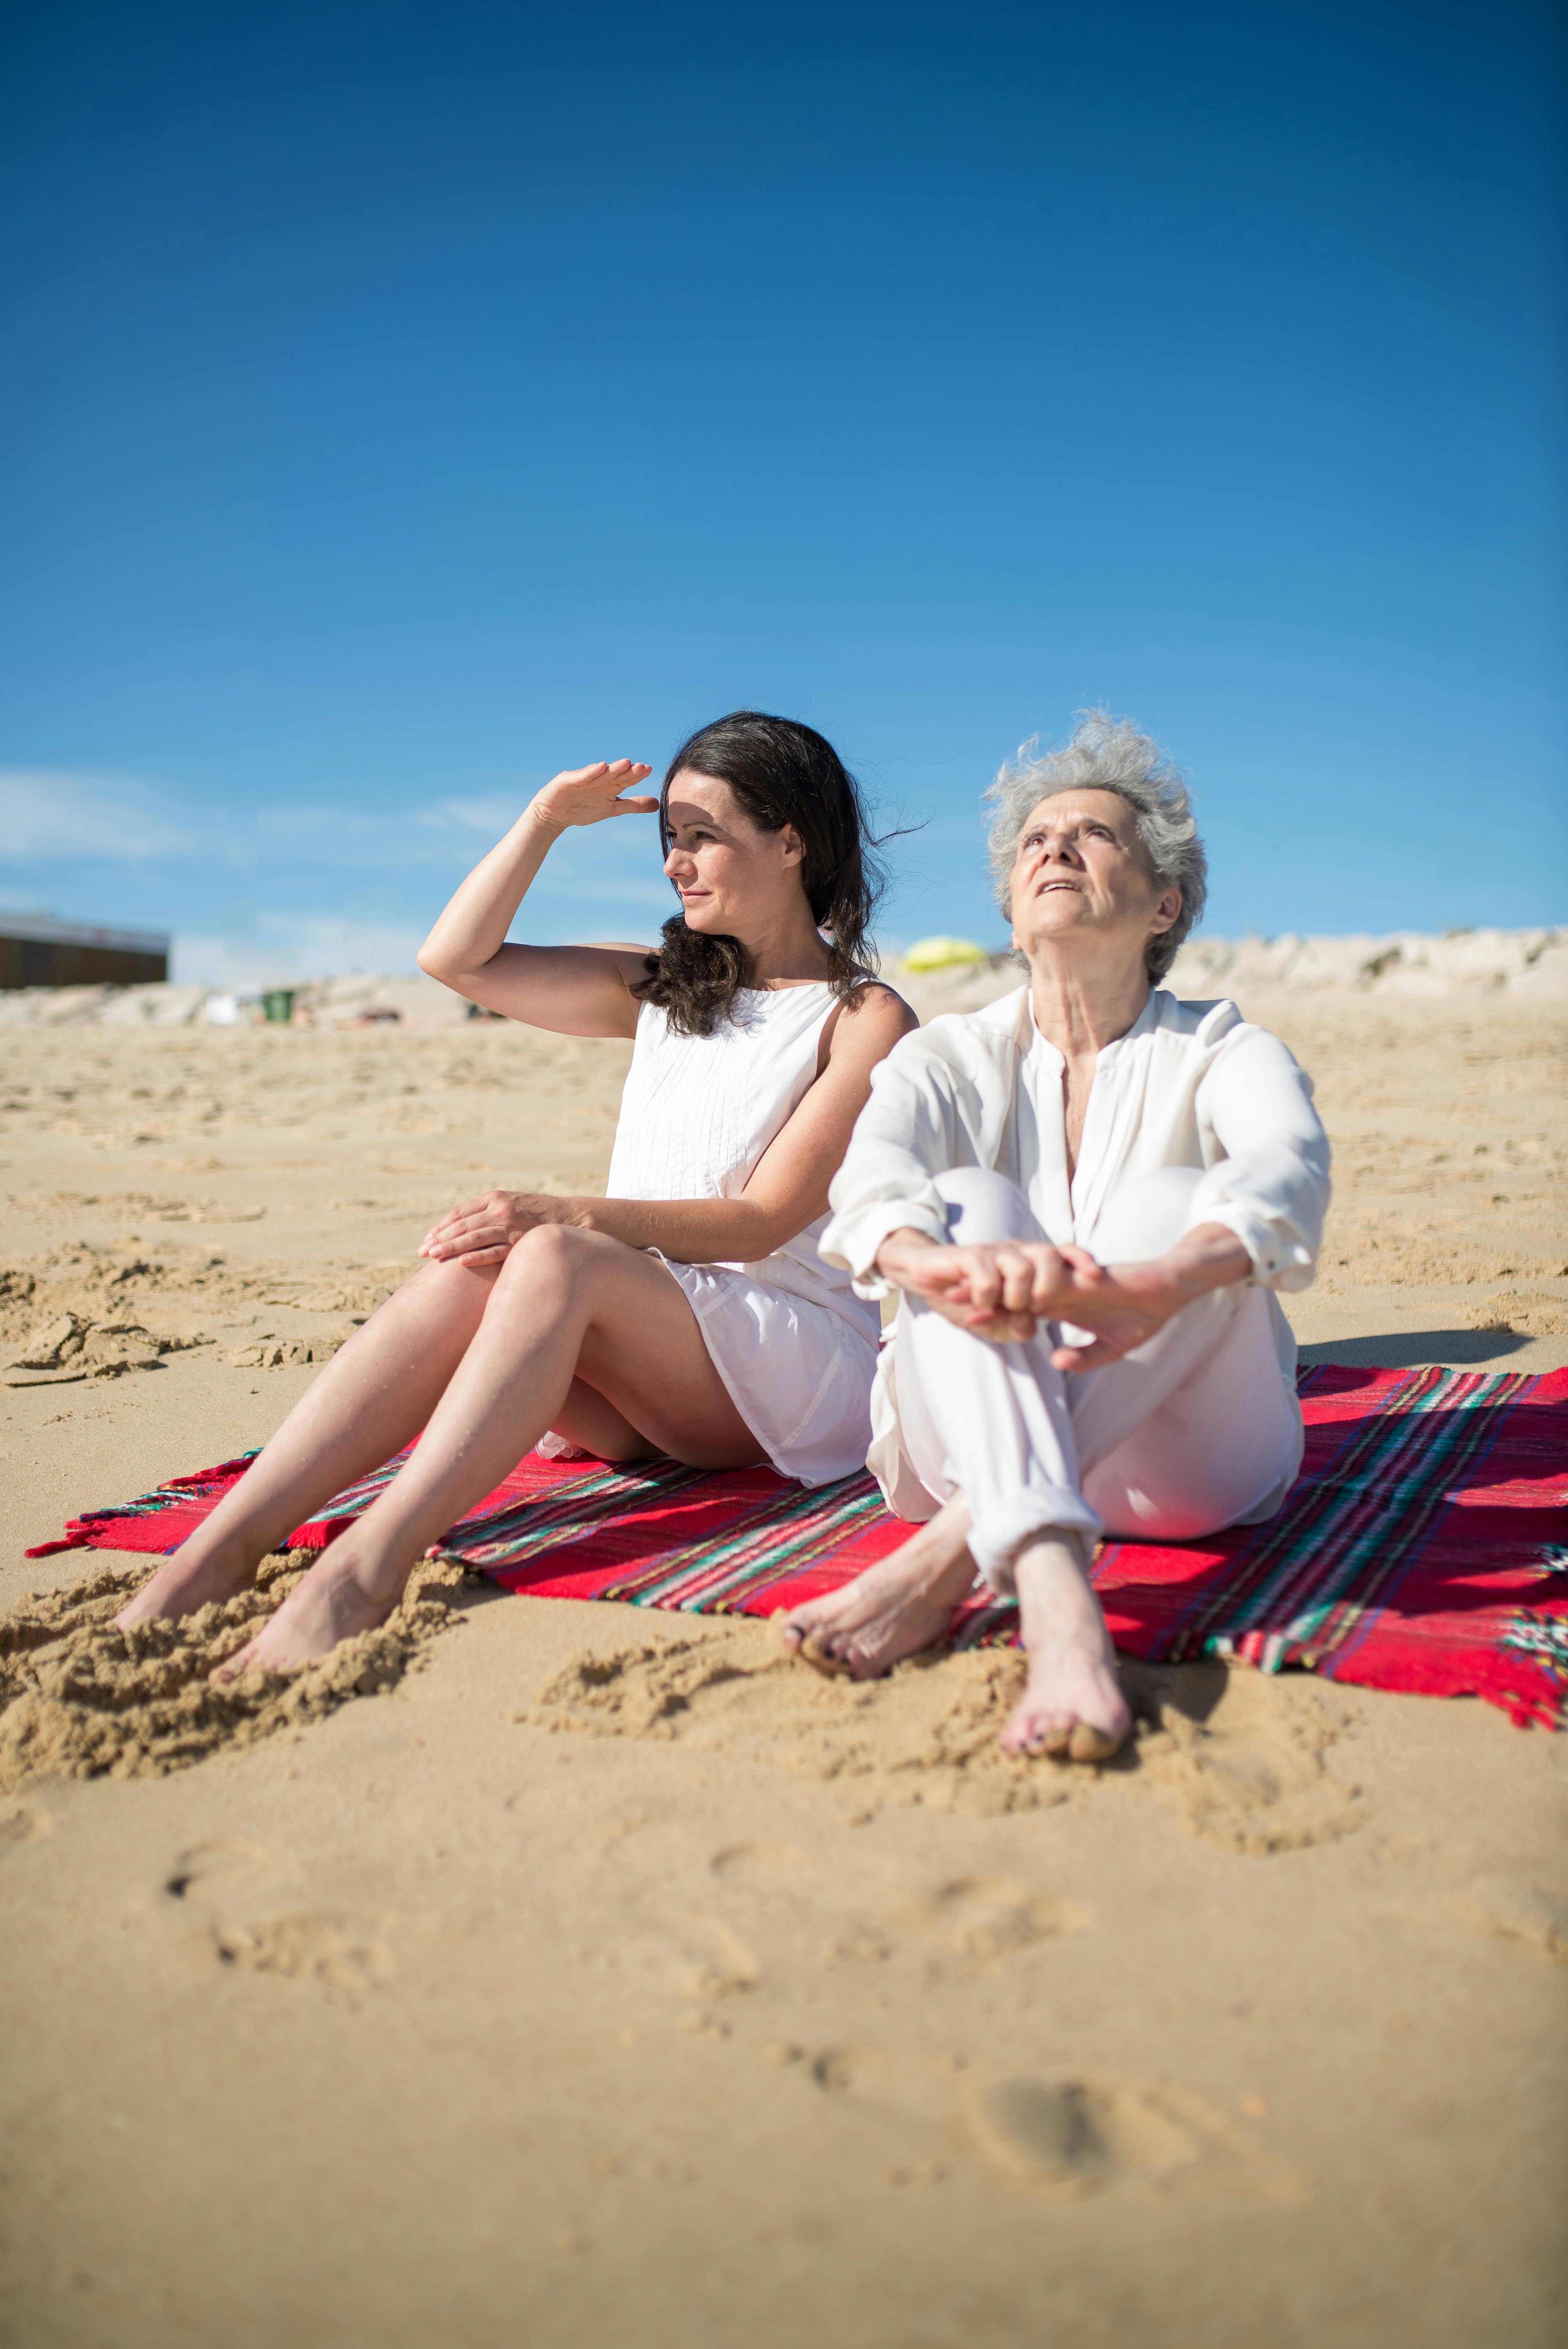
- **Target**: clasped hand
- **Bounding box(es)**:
[878,1235,1188,1371]
[420,1191,559,1269]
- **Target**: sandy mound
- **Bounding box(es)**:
[532,1621,1364,1854]
[0,1551,469,1791]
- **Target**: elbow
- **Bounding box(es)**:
[417,939,461,986]
[750,1205,821,1258]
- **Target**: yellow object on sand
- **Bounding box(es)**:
[900,935,991,972]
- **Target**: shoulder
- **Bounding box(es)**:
[825,979,920,1062]
[1152,991,1294,1059]
[1156,992,1315,1092]
[1149,990,1244,1043]
[904,985,1029,1069]
[853,986,1027,1102]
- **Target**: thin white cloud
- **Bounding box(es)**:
[173,914,429,987]
[4,771,676,975]
[414,794,526,835]
[0,768,208,858]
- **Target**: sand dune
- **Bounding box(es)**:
[0,976,1564,2347]
[0,922,1562,1032]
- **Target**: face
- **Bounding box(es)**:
[1008,789,1180,969]
[662,770,808,936]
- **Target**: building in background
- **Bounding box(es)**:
[0,914,169,989]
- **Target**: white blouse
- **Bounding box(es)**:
[819,986,1332,1315]
[601,987,880,1486]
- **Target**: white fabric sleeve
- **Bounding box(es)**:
[818,1040,960,1299]
[1187,1026,1332,1291]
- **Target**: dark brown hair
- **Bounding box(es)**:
[632,711,883,1037]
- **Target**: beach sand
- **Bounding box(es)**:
[1,982,1564,2348]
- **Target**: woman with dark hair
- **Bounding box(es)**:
[116,713,915,1670]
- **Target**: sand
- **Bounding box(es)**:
[1,976,1565,2348]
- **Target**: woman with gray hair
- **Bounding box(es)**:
[780,713,1331,1763]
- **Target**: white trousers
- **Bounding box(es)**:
[884,1166,1304,1595]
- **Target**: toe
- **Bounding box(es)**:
[1067,1714,1128,1764]
[798,1633,853,1681]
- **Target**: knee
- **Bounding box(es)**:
[494,1219,598,1291]
[411,1253,499,1301]
[932,1165,1040,1247]
[1086,1167,1203,1264]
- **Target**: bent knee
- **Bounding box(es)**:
[503,1219,590,1267]
[410,1253,500,1297]
[932,1165,1040,1246]
[1086,1166,1204,1264]
[495,1219,618,1290]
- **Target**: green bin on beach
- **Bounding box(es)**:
[262,989,296,1024]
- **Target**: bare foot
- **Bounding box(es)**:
[1001,1536,1131,1763]
[114,1536,264,1631]
[778,1497,978,1680]
[210,1542,406,1679]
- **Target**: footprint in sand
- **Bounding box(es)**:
[668,1914,764,2001]
[708,1841,808,1879]
[804,2046,1299,2202]
[162,1840,394,1993]
[1463,1877,1568,1963]
[1125,1662,1364,1856]
[967,2074,1303,2203]
[901,1875,1089,1964]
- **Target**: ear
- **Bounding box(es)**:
[1147,886,1182,938]
[777,824,805,868]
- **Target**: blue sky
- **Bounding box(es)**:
[2,0,1563,983]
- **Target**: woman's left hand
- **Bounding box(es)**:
[419,1190,561,1267]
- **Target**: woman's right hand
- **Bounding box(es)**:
[531,760,659,830]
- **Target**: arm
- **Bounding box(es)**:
[420,983,920,1267]
[1184,1025,1333,1290]
[816,1031,968,1294]
[417,760,661,1037]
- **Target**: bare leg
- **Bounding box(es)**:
[214,1226,758,1675]
[115,1257,502,1627]
[999,1536,1131,1762]
[779,1496,977,1679]
[545,1376,659,1463]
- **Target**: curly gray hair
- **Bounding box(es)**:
[984,711,1207,982]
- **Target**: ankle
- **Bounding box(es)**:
[1015,1539,1105,1642]
[321,1539,413,1604]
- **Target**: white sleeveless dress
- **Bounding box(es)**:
[599,984,881,1486]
